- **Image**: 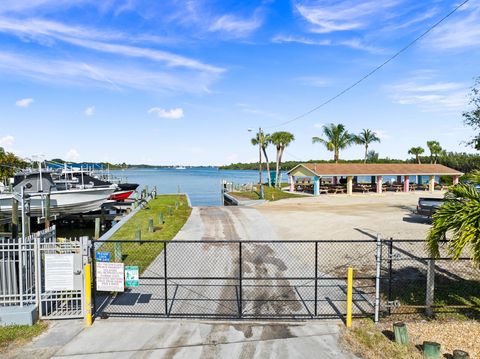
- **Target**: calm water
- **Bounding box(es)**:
[110,168,273,206]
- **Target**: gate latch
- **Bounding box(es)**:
[386,300,401,308]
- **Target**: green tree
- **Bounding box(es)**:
[463,77,480,150]
[312,123,355,163]
[408,146,425,164]
[251,131,272,187]
[354,129,381,163]
[0,148,27,183]
[426,140,443,164]
[366,150,379,163]
[427,184,480,265]
[270,131,295,187]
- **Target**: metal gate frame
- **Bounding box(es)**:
[91,239,379,320]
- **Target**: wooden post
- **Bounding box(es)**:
[94,217,101,239]
[175,201,179,210]
[393,322,409,345]
[168,207,173,216]
[44,193,51,229]
[135,229,141,241]
[148,219,154,233]
[453,350,470,359]
[159,213,164,225]
[426,259,435,317]
[11,198,18,238]
[423,341,441,359]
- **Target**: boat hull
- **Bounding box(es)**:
[0,187,116,216]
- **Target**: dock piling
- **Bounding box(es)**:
[94,218,101,239]
[135,229,141,241]
[159,213,164,225]
[148,219,154,233]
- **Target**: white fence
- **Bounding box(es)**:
[0,226,87,319]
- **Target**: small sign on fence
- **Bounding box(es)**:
[125,266,139,287]
[96,252,111,262]
[96,262,124,292]
[45,254,75,291]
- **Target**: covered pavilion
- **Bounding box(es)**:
[287,163,463,195]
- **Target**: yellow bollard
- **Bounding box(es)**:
[85,263,93,327]
[346,267,353,328]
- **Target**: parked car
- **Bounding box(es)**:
[416,197,445,218]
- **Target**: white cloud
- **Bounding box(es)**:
[313,123,325,128]
[65,148,80,161]
[148,107,184,120]
[0,135,14,149]
[294,0,401,33]
[15,97,33,107]
[209,14,262,38]
[271,35,331,46]
[428,3,480,50]
[0,17,223,74]
[0,51,220,94]
[389,79,469,112]
[84,105,95,116]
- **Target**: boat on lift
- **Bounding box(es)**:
[0,171,116,216]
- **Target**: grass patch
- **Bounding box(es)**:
[99,194,191,272]
[0,322,48,351]
[229,185,303,201]
[342,319,421,359]
[389,276,480,320]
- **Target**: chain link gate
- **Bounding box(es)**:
[91,239,378,320]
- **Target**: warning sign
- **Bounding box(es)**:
[45,254,74,291]
[96,262,124,292]
[125,266,139,287]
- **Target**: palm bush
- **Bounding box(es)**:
[427,184,480,265]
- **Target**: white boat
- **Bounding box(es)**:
[0,171,116,216]
[175,166,186,170]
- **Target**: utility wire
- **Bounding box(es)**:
[265,0,471,130]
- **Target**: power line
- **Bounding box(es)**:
[265,0,471,130]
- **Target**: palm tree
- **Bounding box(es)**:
[251,131,272,187]
[312,123,354,163]
[269,131,295,187]
[427,184,480,265]
[408,146,425,164]
[426,140,443,164]
[366,150,379,163]
[354,129,381,163]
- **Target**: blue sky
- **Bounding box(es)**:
[0,0,479,165]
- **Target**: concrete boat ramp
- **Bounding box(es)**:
[11,207,359,359]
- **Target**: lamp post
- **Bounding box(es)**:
[248,127,264,199]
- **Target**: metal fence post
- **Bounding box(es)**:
[387,238,393,316]
[374,234,382,323]
[164,242,168,317]
[314,241,318,317]
[90,242,97,317]
[34,233,40,309]
[238,242,243,319]
[425,259,435,317]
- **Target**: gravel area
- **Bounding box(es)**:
[256,191,436,241]
[406,320,480,358]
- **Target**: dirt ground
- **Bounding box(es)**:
[255,192,437,241]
